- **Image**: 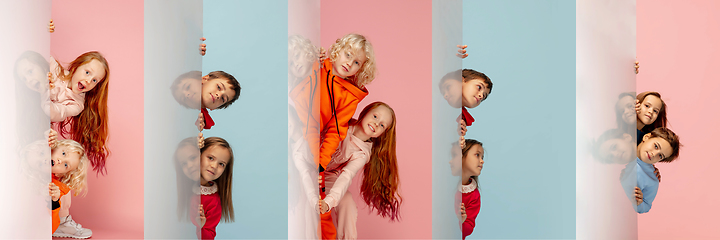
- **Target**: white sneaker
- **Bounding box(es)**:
[52,215,93,239]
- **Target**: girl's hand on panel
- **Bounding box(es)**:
[459,136,466,149]
[635,61,639,74]
[635,99,641,115]
[197,132,204,149]
[634,187,643,206]
[199,37,207,56]
[457,45,468,59]
[197,204,206,227]
[48,19,54,33]
[460,203,467,222]
[49,183,60,201]
[653,165,661,182]
[48,129,58,148]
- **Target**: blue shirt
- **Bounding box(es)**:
[634,157,659,213]
[620,157,659,213]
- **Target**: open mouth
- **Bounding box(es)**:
[368,124,375,132]
[51,159,55,166]
[78,82,86,91]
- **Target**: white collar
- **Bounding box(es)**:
[194,181,218,195]
[460,178,477,193]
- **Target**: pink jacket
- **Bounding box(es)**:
[43,56,85,122]
[323,124,372,209]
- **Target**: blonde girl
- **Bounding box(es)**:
[48,129,90,238]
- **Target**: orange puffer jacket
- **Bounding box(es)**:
[290,58,369,169]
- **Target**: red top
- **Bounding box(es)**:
[201,108,215,130]
[192,192,221,240]
[290,59,369,168]
[461,188,481,239]
[462,107,475,127]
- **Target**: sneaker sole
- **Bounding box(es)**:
[51,233,91,239]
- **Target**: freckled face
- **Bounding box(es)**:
[359,105,393,139]
[69,59,106,94]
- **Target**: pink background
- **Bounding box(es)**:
[51,0,144,239]
[321,0,433,238]
[637,0,720,239]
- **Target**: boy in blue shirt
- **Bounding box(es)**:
[630,127,681,213]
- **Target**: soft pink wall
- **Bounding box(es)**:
[51,0,143,239]
[637,0,720,239]
[321,0,433,238]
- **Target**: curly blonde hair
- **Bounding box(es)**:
[328,33,377,88]
[54,139,89,197]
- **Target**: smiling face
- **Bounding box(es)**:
[355,105,393,142]
[201,76,236,110]
[200,145,231,186]
[51,146,81,176]
[462,78,490,109]
[69,59,106,94]
[172,77,202,109]
[462,144,484,180]
[637,95,662,126]
[332,47,366,79]
[637,134,673,164]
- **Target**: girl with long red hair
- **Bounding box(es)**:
[47,51,110,174]
[317,102,402,239]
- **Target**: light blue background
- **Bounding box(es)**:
[463,0,576,239]
[203,0,288,238]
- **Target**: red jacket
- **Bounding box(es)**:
[290,59,368,169]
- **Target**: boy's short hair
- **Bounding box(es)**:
[648,127,681,163]
[438,69,462,93]
[462,69,493,99]
[207,71,241,109]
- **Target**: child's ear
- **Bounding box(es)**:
[201,75,209,83]
[461,76,466,82]
[642,133,652,143]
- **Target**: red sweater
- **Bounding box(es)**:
[192,192,221,240]
[461,188,481,239]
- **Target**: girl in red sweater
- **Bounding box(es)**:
[459,139,483,239]
[194,137,235,240]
